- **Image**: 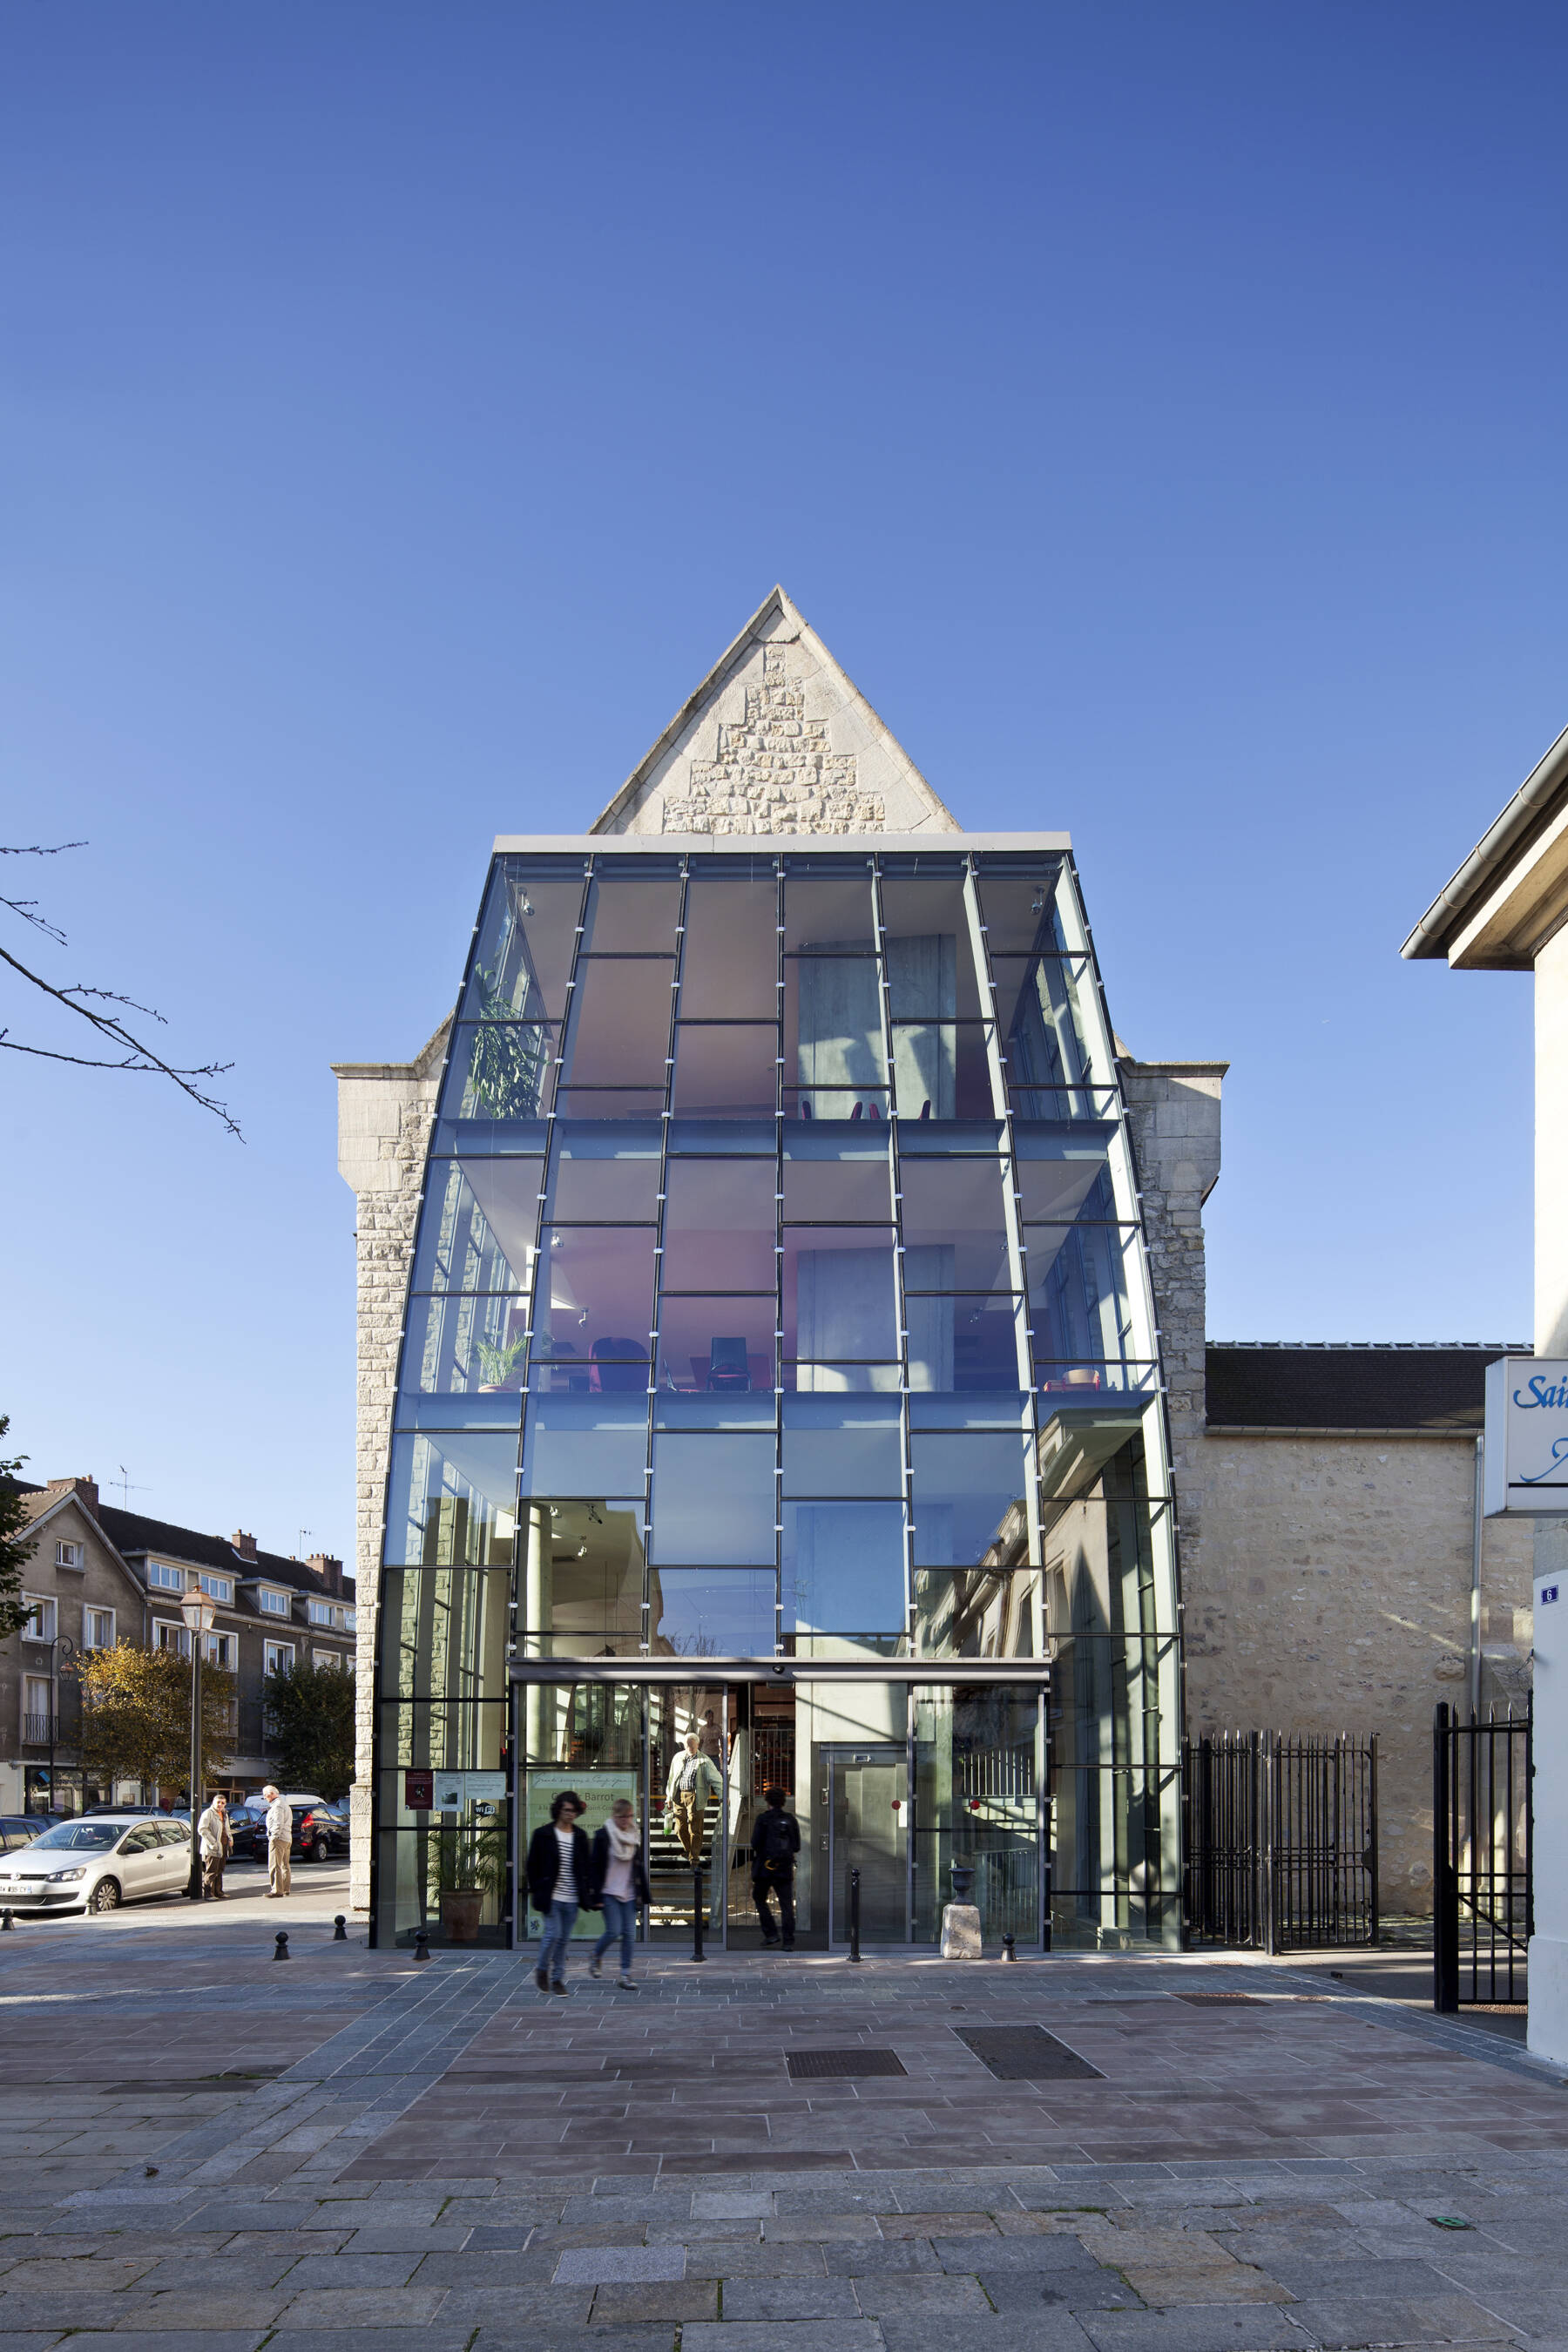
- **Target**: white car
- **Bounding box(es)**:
[0,1813,193,1916]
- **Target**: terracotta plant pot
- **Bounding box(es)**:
[439,1889,483,1943]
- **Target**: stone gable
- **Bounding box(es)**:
[662,642,886,836]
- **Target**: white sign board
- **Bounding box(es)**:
[1484,1357,1568,1514]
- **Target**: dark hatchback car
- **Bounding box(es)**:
[0,1815,51,1853]
[229,1802,348,1863]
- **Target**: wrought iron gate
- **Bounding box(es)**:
[1183,1731,1379,1951]
[1433,1703,1531,2011]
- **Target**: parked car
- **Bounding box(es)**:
[0,1813,193,1915]
[0,1815,51,1853]
[227,1797,346,1864]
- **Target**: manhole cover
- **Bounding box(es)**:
[786,2048,907,2078]
[953,2026,1103,2081]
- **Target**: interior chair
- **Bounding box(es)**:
[590,1337,650,1392]
[706,1336,751,1392]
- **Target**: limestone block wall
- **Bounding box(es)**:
[661,642,886,837]
[332,1024,449,1911]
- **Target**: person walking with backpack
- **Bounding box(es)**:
[587,1796,649,1989]
[524,1790,596,1997]
[750,1785,801,1948]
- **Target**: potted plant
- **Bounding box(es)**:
[428,1823,507,1943]
[463,966,548,1119]
[476,1333,528,1392]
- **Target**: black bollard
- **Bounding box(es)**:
[273,1930,290,1962]
[692,1863,706,1962]
[413,1927,431,1963]
[333,1914,348,1942]
[848,1866,862,1963]
[1001,1932,1017,1963]
[1,1908,12,1932]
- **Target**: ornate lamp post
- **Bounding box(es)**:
[179,1586,217,1900]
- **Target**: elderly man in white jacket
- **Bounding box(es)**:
[262,1783,293,1898]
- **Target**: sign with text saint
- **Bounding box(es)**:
[1484,1357,1568,1514]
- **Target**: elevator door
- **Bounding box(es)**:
[828,1747,909,1944]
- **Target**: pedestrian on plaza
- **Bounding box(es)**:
[664,1732,722,1865]
[750,1785,800,1949]
[196,1792,232,1900]
[262,1783,293,1899]
[524,1790,597,1997]
[587,1797,649,1990]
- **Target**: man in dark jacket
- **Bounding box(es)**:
[749,1785,801,1949]
[524,1791,596,1997]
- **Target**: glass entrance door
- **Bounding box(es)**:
[827,1745,909,1944]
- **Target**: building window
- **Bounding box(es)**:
[259,1588,291,1617]
[264,1639,295,1676]
[21,1595,56,1643]
[308,1599,344,1627]
[55,1540,83,1570]
[148,1562,185,1592]
[312,1646,341,1670]
[84,1607,116,1650]
[205,1632,233,1667]
[154,1619,192,1657]
[23,1674,51,1743]
[197,1573,233,1604]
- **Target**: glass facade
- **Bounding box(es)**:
[374,843,1180,1952]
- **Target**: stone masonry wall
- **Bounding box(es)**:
[661,642,886,836]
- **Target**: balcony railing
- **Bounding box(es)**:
[22,1712,56,1746]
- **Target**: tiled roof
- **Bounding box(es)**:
[1206,1342,1526,1432]
[97,1504,352,1594]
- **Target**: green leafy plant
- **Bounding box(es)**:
[475,1332,528,1388]
[0,1416,36,1639]
[261,1658,355,1797]
[426,1823,507,1897]
[463,965,545,1119]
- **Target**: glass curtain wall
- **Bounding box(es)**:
[375,846,1179,1949]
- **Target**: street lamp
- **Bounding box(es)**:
[179,1586,217,1901]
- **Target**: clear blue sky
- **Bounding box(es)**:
[3,3,1562,1564]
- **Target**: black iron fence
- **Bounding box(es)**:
[1433,1702,1531,2010]
[1183,1730,1379,1951]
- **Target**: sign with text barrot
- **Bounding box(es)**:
[1484,1357,1568,1514]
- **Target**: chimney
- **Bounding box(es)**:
[308,1551,344,1596]
[48,1475,99,1512]
[231,1530,258,1563]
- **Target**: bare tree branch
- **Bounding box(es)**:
[0,895,69,943]
[0,939,242,1139]
[0,842,88,856]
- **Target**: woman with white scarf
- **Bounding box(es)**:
[587,1798,650,1989]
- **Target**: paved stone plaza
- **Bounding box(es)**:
[3,1918,1568,2350]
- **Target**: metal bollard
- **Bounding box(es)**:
[1001,1932,1017,1963]
[333,1914,348,1942]
[273,1930,290,1961]
[848,1866,862,1963]
[1,1908,12,1932]
[692,1864,706,1962]
[413,1927,431,1963]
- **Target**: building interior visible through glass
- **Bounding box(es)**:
[379,848,1178,1955]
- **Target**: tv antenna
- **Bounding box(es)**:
[115,1465,150,1509]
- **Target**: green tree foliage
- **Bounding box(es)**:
[263,1659,355,1797]
[78,1642,236,1794]
[0,1416,36,1639]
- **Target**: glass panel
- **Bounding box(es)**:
[430,1114,551,1158]
[378,1698,508,1770]
[378,1567,512,1702]
[913,1684,1038,1944]
[912,1567,1039,1657]
[670,1024,778,1119]
[1015,1147,1110,1222]
[787,954,883,1118]
[563,959,674,1087]
[666,1119,774,1157]
[781,1129,891,1222]
[994,954,1100,1116]
[411,1157,542,1293]
[532,1226,655,1384]
[680,873,778,1018]
[385,1434,518,1566]
[899,1158,1012,1291]
[880,873,985,1016]
[519,1397,648,1497]
[897,1119,1008,1155]
[973,861,1066,952]
[655,1390,775,1431]
[784,1502,904,1634]
[459,866,582,1022]
[909,1391,1032,1429]
[400,1294,530,1405]
[581,868,683,953]
[546,1125,662,1223]
[651,1569,776,1658]
[890,1020,996,1121]
[783,1229,896,1370]
[655,1296,775,1395]
[441,1024,558,1122]
[909,1292,1028,1393]
[521,1681,644,1767]
[831,1746,908,1943]
[783,868,875,951]
[662,1158,776,1294]
[781,1395,902,1496]
[647,1681,730,1932]
[516,1497,646,1654]
[1027,1220,1136,1372]
[650,1433,776,1565]
[553,1087,668,1120]
[910,1432,1032,1566]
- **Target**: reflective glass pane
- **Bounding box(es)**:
[400,1295,529,1407]
[412,1158,542,1293]
[655,1297,775,1395]
[913,1683,1039,1943]
[781,1395,902,1495]
[787,955,883,1115]
[533,1226,655,1383]
[650,1569,776,1658]
[667,1118,775,1156]
[581,868,682,953]
[442,1024,558,1122]
[1026,1218,1136,1367]
[519,1396,648,1497]
[974,862,1066,953]
[783,868,875,951]
[385,1434,519,1567]
[889,1020,996,1120]
[784,1502,905,1633]
[994,955,1099,1114]
[564,960,674,1086]
[781,1130,891,1221]
[459,867,582,1022]
[554,1087,668,1120]
[680,873,777,1018]
[783,1230,896,1366]
[899,1159,1012,1291]
[516,1497,646,1653]
[546,1125,661,1223]
[378,1698,509,1771]
[1015,1148,1110,1222]
[649,1433,776,1565]
[671,1024,778,1119]
[910,1432,1032,1566]
[378,1566,512,1702]
[898,1118,1007,1155]
[909,1293,1028,1394]
[655,1390,776,1431]
[912,1568,1039,1657]
[662,1158,776,1293]
[880,874,985,1016]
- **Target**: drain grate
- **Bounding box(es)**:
[1177,1991,1262,2005]
[953,2026,1103,2081]
[786,2048,907,2079]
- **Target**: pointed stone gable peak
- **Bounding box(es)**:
[590,587,959,838]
